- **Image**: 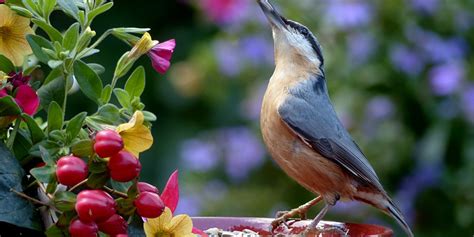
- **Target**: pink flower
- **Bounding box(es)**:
[0,0,4,4]
[148,39,176,74]
[158,170,207,236]
[8,71,31,88]
[0,85,40,116]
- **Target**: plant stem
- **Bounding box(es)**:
[110,75,120,91]
[104,186,128,199]
[10,188,50,206]
[68,178,88,192]
[6,118,21,149]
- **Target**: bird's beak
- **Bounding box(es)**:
[257,0,287,30]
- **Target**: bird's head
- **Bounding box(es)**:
[257,0,324,72]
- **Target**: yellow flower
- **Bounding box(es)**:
[129,32,158,59]
[0,5,33,66]
[144,208,194,237]
[116,110,153,157]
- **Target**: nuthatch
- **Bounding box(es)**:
[257,0,414,236]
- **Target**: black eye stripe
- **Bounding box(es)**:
[282,18,325,66]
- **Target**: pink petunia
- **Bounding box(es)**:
[160,170,179,213]
[0,85,40,116]
[148,39,176,74]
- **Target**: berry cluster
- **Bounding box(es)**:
[53,130,167,236]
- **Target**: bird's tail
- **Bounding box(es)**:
[384,196,414,237]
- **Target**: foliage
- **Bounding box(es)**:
[0,0,184,236]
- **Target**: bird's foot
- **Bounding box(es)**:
[271,196,323,230]
[271,209,306,229]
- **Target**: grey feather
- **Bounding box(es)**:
[278,74,383,191]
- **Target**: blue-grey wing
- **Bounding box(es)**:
[278,75,383,190]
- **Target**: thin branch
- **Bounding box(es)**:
[104,186,128,199]
[10,188,49,206]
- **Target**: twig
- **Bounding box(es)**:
[37,181,53,199]
[68,178,88,192]
[10,188,50,206]
[104,186,128,199]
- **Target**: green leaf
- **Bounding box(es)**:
[43,67,62,85]
[31,19,63,43]
[47,60,63,69]
[45,225,65,237]
[87,2,113,24]
[71,139,93,157]
[142,111,157,122]
[0,96,22,116]
[125,66,146,98]
[86,172,109,189]
[97,104,120,124]
[0,142,42,231]
[73,60,103,104]
[88,63,105,75]
[47,101,63,133]
[99,85,112,105]
[66,112,86,140]
[0,54,15,72]
[53,191,76,212]
[30,165,55,183]
[116,197,136,217]
[113,88,131,109]
[21,114,45,144]
[111,180,133,193]
[22,0,41,15]
[12,130,33,164]
[37,76,68,110]
[62,23,79,51]
[57,0,79,20]
[39,145,55,165]
[46,178,58,194]
[42,0,57,19]
[26,34,54,64]
[9,6,33,18]
[29,140,60,158]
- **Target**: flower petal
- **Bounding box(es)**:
[116,111,153,157]
[144,208,173,237]
[0,5,33,66]
[167,214,193,236]
[0,88,7,98]
[148,39,175,74]
[14,85,39,115]
[161,170,179,213]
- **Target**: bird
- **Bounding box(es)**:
[256,0,414,236]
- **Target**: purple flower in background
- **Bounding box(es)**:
[180,138,220,172]
[197,0,250,25]
[366,96,395,121]
[396,163,442,224]
[409,0,439,14]
[347,33,376,64]
[240,35,274,65]
[214,40,243,77]
[455,11,474,32]
[405,27,467,63]
[219,127,265,182]
[325,0,373,30]
[429,62,464,96]
[389,44,425,76]
[461,85,474,123]
[241,81,268,121]
[174,194,202,216]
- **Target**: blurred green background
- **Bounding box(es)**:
[65,0,474,236]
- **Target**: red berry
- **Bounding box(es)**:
[137,182,159,194]
[108,151,141,182]
[97,214,128,235]
[94,130,124,158]
[75,190,116,223]
[56,156,88,186]
[69,218,98,237]
[134,192,165,218]
[115,235,128,237]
